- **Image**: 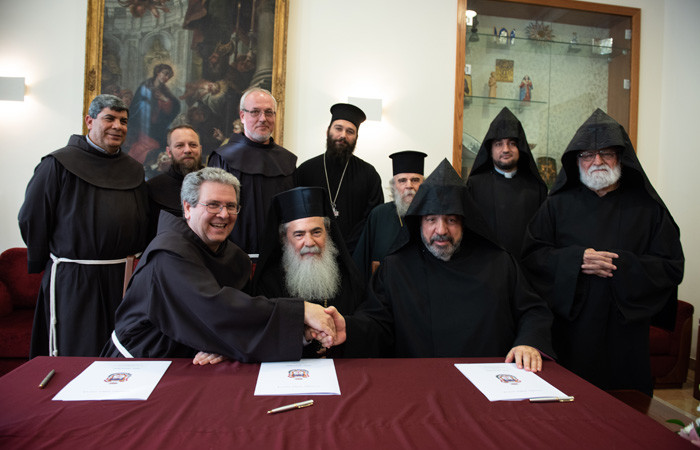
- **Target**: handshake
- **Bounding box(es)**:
[304,303,347,348]
[192,302,348,366]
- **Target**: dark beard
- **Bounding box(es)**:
[326,134,356,160]
[171,159,201,176]
[493,159,517,172]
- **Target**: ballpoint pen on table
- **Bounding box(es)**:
[267,400,314,414]
[529,396,574,403]
[39,369,56,389]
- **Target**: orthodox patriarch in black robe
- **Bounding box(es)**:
[466,107,547,259]
[19,135,149,357]
[102,212,305,362]
[521,109,684,395]
[252,187,365,357]
[208,133,296,255]
[343,160,554,359]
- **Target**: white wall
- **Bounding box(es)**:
[285,0,459,194]
[657,0,700,353]
[1,0,88,250]
[2,0,699,352]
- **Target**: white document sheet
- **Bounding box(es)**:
[254,359,341,396]
[455,363,568,401]
[52,361,171,401]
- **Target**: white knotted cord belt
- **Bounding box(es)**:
[48,253,136,356]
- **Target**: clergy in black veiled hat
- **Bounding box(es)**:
[335,159,554,369]
[295,103,384,254]
[252,187,365,357]
[521,108,684,396]
[466,107,547,259]
[352,150,427,284]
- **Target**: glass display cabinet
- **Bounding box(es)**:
[453,0,640,187]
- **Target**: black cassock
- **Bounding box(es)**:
[102,212,305,362]
[522,109,684,395]
[523,184,683,395]
[19,135,149,357]
[466,173,546,259]
[352,202,404,285]
[343,159,553,359]
[466,107,547,259]
[344,238,554,359]
[208,133,297,255]
[146,165,185,240]
[295,151,383,254]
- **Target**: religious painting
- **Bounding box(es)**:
[495,59,514,82]
[83,0,289,179]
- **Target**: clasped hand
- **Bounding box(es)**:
[305,306,346,348]
[581,248,618,278]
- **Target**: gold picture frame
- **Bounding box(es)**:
[83,0,289,171]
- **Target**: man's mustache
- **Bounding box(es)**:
[300,245,321,255]
[430,234,453,244]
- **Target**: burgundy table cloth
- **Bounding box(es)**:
[0,357,693,449]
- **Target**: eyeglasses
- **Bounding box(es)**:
[241,108,276,119]
[577,149,618,162]
[197,202,241,215]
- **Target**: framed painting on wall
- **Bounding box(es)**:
[83,0,289,179]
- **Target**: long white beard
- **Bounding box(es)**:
[579,162,621,191]
[391,185,416,217]
[282,238,341,301]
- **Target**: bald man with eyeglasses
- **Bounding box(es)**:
[521,109,684,396]
[208,87,297,258]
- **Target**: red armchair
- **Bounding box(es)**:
[0,248,42,375]
[650,299,694,389]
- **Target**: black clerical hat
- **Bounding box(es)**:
[330,103,366,129]
[273,187,330,224]
[390,151,428,175]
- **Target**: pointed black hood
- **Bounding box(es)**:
[390,159,498,254]
[551,109,671,219]
[468,107,545,188]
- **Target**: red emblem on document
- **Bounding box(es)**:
[104,372,132,384]
[496,374,521,384]
[288,369,310,380]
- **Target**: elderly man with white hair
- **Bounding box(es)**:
[522,109,684,396]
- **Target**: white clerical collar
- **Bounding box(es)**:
[86,135,121,155]
[494,166,517,178]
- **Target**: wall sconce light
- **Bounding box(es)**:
[347,97,382,122]
[0,77,26,101]
[465,10,477,26]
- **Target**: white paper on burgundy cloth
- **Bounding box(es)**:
[254,359,341,395]
[455,362,569,401]
[52,361,171,401]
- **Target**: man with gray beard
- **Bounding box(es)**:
[353,151,427,284]
[329,159,553,369]
[522,109,684,396]
[252,187,365,357]
[208,88,296,256]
